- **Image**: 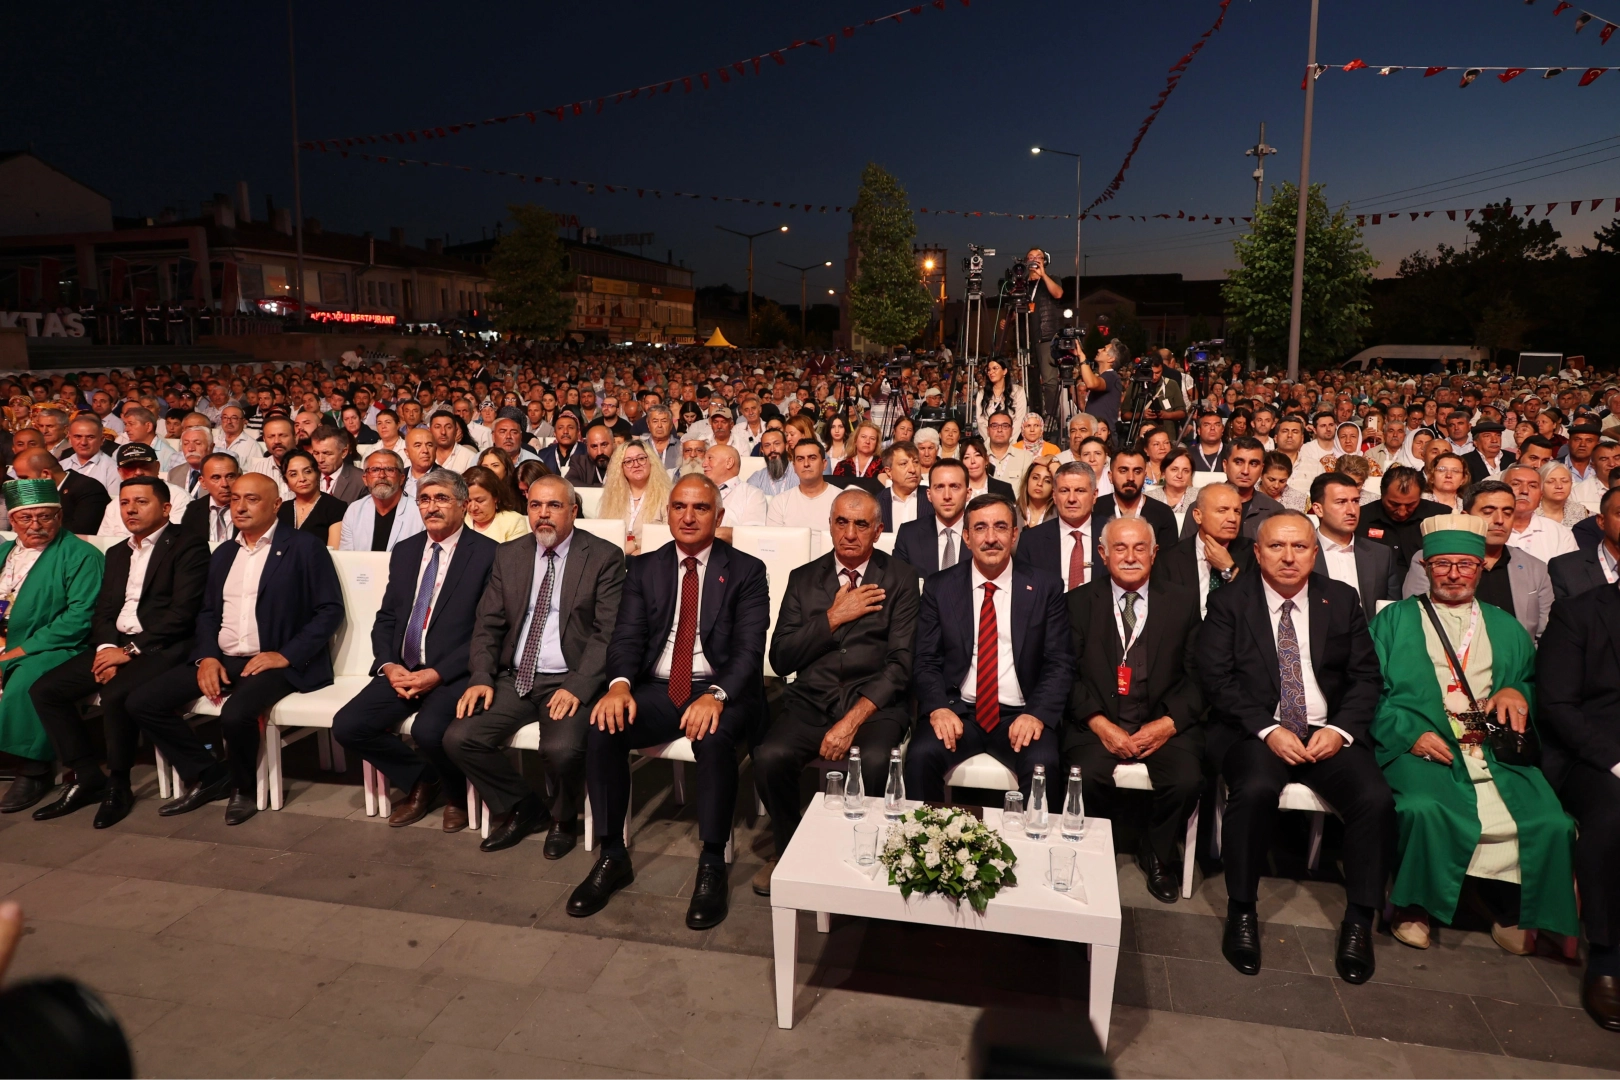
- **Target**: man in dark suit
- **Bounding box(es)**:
[1155,482,1257,616]
[535,413,582,476]
[1550,488,1619,599]
[876,441,930,532]
[311,426,368,503]
[893,458,970,576]
[1094,448,1179,551]
[127,472,344,826]
[447,474,624,855]
[569,474,770,930]
[1197,511,1393,985]
[15,450,109,535]
[1014,460,1102,590]
[1309,471,1402,620]
[1066,516,1203,903]
[755,488,919,896]
[28,477,209,828]
[332,468,498,832]
[1182,437,1283,541]
[1461,420,1514,484]
[905,493,1073,802]
[563,423,615,488]
[179,452,241,545]
[1538,580,1620,1030]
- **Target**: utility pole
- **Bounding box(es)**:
[287,0,306,326]
[716,224,788,345]
[1245,122,1277,208]
[779,260,833,342]
[1285,0,1320,383]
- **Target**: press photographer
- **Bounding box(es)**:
[1021,247,1067,419]
[1121,349,1189,432]
[1078,339,1126,434]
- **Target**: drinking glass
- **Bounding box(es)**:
[824,771,845,811]
[853,823,879,866]
[1001,791,1024,834]
[1050,846,1078,893]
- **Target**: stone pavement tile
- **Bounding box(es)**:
[415,974,546,1050]
[1161,955,1353,1034]
[278,777,372,819]
[420,922,567,985]
[129,1003,291,1078]
[1295,923,1559,1003]
[1268,1018,1418,1078]
[1107,1005,1291,1078]
[168,803,332,849]
[291,964,460,1039]
[701,904,776,959]
[1398,1041,1619,1079]
[293,816,445,868]
[1133,908,1313,975]
[165,842,310,892]
[1526,951,1588,1010]
[535,887,697,949]
[1113,949,1174,1011]
[588,939,777,1019]
[751,1027,968,1079]
[404,1041,664,1079]
[63,832,214,879]
[499,987,771,1078]
[56,876,220,934]
[622,852,698,898]
[0,857,47,894]
[293,904,463,969]
[392,867,565,928]
[0,813,116,867]
[534,932,622,986]
[161,887,344,952]
[1254,876,1346,931]
[1334,979,1501,1053]
[6,867,127,919]
[1473,996,1620,1071]
[260,851,430,908]
[721,859,773,911]
[98,991,177,1039]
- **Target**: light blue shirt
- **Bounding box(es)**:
[511,530,573,674]
[747,464,799,497]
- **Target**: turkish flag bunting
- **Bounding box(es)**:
[1424,66,1448,77]
[1447,210,1457,220]
[1499,68,1527,82]
[1553,1,1572,12]
[1595,198,1606,209]
[1343,58,1368,71]
[1604,22,1618,42]
[1580,66,1608,84]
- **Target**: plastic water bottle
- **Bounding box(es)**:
[844,747,865,819]
[883,748,905,820]
[1024,766,1050,839]
[1061,766,1086,842]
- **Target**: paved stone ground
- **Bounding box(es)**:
[1,748,1616,1079]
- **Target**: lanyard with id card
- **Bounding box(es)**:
[1111,591,1146,697]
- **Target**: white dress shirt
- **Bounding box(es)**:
[98,485,190,537]
[1508,514,1577,566]
[219,523,277,657]
[217,432,264,466]
[960,561,1025,708]
[1109,579,1149,651]
[935,517,964,570]
[648,544,715,683]
[889,488,921,529]
[436,444,479,473]
[63,452,120,494]
[512,530,573,674]
[1193,535,1214,618]
[1598,542,1619,585]
[1257,578,1351,744]
[1317,530,1362,596]
[1059,517,1093,589]
[717,476,768,527]
[409,526,463,633]
[203,499,234,543]
[107,524,166,645]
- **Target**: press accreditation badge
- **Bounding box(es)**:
[1117,665,1132,696]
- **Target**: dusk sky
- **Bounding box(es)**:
[6,0,1620,303]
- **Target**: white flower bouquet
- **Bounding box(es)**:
[878,805,1017,914]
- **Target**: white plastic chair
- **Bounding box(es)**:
[1213,781,1336,871]
[728,526,811,679]
[575,487,604,519]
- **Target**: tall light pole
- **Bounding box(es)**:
[1030,146,1082,324]
[779,259,833,342]
[287,0,306,326]
[1285,0,1321,383]
[716,224,788,345]
[1245,121,1277,209]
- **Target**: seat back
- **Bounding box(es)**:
[576,487,604,518]
[329,551,391,677]
[83,534,124,553]
[873,532,897,554]
[1191,470,1226,491]
[574,517,627,548]
[638,522,674,552]
[739,456,766,481]
[729,526,812,678]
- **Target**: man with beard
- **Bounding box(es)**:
[490,417,539,465]
[339,449,424,552]
[746,429,797,497]
[676,436,708,478]
[537,414,582,475]
[1095,449,1179,551]
[1357,465,1448,578]
[565,423,615,487]
[248,415,296,498]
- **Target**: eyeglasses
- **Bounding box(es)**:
[416,493,459,508]
[9,510,59,527]
[1427,559,1482,576]
[363,466,401,476]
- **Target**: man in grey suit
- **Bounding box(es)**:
[1549,487,1620,600]
[311,425,369,503]
[1309,472,1401,620]
[1402,480,1554,641]
[165,425,215,501]
[449,474,624,858]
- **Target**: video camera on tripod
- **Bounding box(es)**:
[963,244,994,298]
[1052,325,1084,385]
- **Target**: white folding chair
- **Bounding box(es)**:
[1213,781,1336,871]
[728,526,812,679]
[575,487,604,519]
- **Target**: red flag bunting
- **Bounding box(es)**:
[1499,67,1527,82]
[1425,66,1448,76]
[1342,58,1368,71]
[1580,66,1608,83]
[1552,1,1573,12]
[1604,22,1619,42]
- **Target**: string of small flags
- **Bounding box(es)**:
[300,0,972,152]
[1527,0,1620,45]
[1310,58,1609,87]
[1351,198,1620,225]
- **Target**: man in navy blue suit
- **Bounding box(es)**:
[128,472,344,825]
[568,474,770,931]
[331,468,497,832]
[893,458,970,576]
[905,493,1074,803]
[1013,460,1102,590]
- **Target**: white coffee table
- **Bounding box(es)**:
[770,795,1122,1048]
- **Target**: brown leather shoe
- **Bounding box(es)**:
[1583,973,1620,1032]
[387,779,441,827]
[443,803,469,833]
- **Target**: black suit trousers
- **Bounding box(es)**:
[904,703,1060,803]
[332,674,468,797]
[30,645,190,774]
[1066,727,1204,864]
[1555,761,1620,947]
[444,672,588,820]
[586,680,747,848]
[754,696,906,856]
[1219,736,1395,909]
[127,656,297,794]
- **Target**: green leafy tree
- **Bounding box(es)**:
[750,298,796,348]
[1223,182,1376,368]
[486,204,573,338]
[848,164,932,348]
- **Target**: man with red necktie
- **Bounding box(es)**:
[570,474,770,931]
[905,493,1073,804]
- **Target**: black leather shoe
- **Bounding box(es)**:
[32,781,105,821]
[479,796,548,853]
[0,774,52,814]
[224,793,257,826]
[1222,910,1262,976]
[93,782,135,830]
[566,852,635,917]
[1138,848,1180,905]
[1583,972,1620,1032]
[159,772,233,817]
[1335,920,1376,985]
[686,862,730,930]
[543,820,577,860]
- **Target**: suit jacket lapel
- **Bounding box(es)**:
[141,530,173,596]
[1597,587,1620,674]
[1141,583,1167,686]
[427,534,476,632]
[1308,576,1330,671]
[1248,576,1281,694]
[701,543,730,638]
[1009,567,1029,673]
[1097,586,1123,669]
[257,528,291,599]
[1354,546,1377,613]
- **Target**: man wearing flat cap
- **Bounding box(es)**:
[96,443,191,538]
[0,478,105,814]
[1461,421,1514,486]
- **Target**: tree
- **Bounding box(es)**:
[750,299,796,348]
[485,204,573,338]
[847,163,932,348]
[1222,182,1376,369]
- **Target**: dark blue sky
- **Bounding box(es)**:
[6,0,1619,303]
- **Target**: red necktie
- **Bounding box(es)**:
[1068,530,1087,591]
[667,556,700,706]
[842,567,860,589]
[975,582,1001,732]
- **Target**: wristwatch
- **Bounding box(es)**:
[707,685,728,703]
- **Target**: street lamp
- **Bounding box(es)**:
[779,259,834,342]
[717,224,788,345]
[1031,145,1082,326]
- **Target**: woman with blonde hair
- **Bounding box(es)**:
[1017,458,1057,527]
[834,421,883,478]
[598,439,671,555]
[462,465,530,542]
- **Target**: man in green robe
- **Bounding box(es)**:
[0,478,104,813]
[1369,512,1578,952]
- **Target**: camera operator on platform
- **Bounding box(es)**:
[1023,248,1067,420]
[1121,350,1189,433]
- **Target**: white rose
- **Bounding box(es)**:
[962,863,978,881]
[901,853,915,869]
[957,847,971,863]
[924,849,941,868]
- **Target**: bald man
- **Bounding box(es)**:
[14,449,108,535]
[702,443,767,544]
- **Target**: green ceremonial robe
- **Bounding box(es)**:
[1369,597,1578,936]
[0,530,103,761]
